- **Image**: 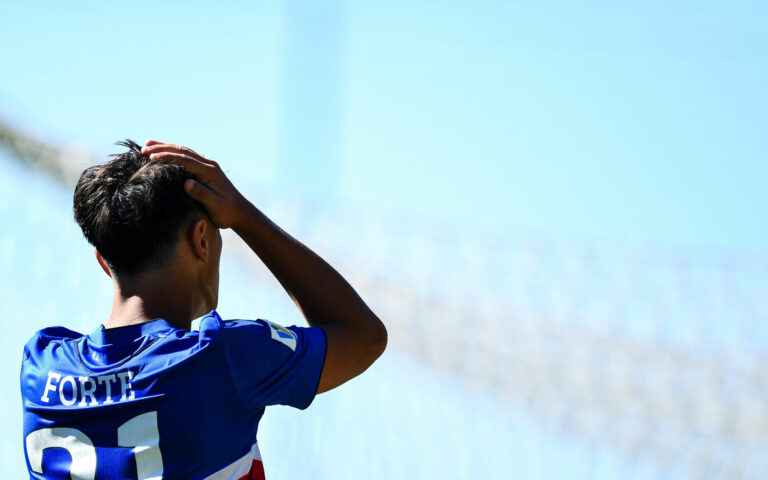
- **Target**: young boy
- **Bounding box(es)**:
[21,140,386,479]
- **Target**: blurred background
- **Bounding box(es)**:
[1,1,767,478]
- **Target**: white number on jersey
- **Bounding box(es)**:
[25,411,164,479]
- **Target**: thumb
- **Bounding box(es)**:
[184,178,215,204]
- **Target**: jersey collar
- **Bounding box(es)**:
[88,318,178,345]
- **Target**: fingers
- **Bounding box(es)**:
[142,142,216,165]
[146,152,214,179]
[142,142,214,176]
[142,144,204,161]
[183,178,217,205]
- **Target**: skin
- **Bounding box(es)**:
[99,216,222,332]
[103,140,386,394]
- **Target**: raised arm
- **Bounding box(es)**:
[142,141,387,393]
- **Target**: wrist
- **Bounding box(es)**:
[230,196,255,231]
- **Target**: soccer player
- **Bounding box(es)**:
[20,140,387,479]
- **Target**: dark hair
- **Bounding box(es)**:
[73,139,204,276]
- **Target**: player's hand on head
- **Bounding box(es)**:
[142,140,248,229]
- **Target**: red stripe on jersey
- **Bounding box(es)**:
[239,459,265,480]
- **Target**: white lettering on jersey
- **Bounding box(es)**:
[40,370,135,407]
[41,371,61,403]
[118,371,136,401]
[98,374,117,404]
[59,376,78,406]
[78,376,99,407]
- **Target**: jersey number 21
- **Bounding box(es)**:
[25,411,163,479]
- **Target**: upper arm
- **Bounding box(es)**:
[315,318,387,394]
[222,320,327,410]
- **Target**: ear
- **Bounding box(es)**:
[94,249,112,278]
[189,218,209,263]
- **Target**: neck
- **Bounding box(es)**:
[105,270,201,331]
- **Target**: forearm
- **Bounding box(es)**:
[232,200,383,334]
[143,140,386,391]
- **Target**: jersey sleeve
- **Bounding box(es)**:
[219,319,327,411]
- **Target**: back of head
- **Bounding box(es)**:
[73,140,204,277]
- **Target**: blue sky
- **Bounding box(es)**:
[1,0,766,252]
[2,2,767,477]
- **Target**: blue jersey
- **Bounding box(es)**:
[20,310,327,479]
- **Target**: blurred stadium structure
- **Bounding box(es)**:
[2,117,768,479]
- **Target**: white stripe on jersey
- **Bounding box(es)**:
[203,442,262,480]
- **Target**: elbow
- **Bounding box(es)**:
[373,320,387,358]
[367,317,387,361]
